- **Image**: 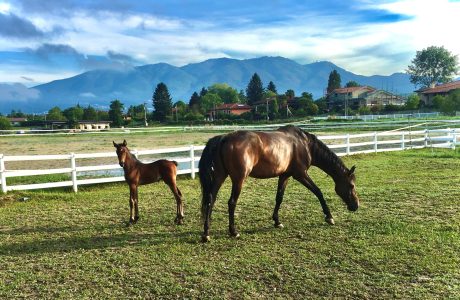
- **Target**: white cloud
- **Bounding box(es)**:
[1,0,459,82]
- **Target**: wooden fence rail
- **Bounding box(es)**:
[1,128,458,194]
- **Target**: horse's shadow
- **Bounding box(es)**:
[0,221,202,256]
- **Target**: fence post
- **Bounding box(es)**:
[451,129,456,150]
[346,134,350,155]
[373,132,378,153]
[401,133,405,150]
[424,129,428,148]
[190,145,195,179]
[0,154,7,194]
[70,153,78,193]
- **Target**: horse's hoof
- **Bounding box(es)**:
[201,235,211,243]
[325,217,335,225]
[230,232,240,238]
[275,223,284,229]
[175,218,184,225]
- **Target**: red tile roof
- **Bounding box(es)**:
[420,81,460,94]
[215,103,251,110]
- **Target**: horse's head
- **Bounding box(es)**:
[335,165,359,211]
[113,140,129,168]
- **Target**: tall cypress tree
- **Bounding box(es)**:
[246,73,264,105]
[152,82,172,122]
[267,81,278,94]
[327,70,341,94]
[109,99,124,127]
[189,91,201,112]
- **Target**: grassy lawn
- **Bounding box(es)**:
[1,148,459,298]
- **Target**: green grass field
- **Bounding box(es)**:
[1,149,460,298]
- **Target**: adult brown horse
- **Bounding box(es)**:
[199,125,359,242]
[113,140,184,226]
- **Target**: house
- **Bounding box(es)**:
[327,86,405,110]
[77,121,111,130]
[415,80,460,106]
[7,117,27,126]
[209,103,252,118]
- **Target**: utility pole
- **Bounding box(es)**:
[266,99,269,122]
[143,102,148,127]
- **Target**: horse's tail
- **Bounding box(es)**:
[199,135,224,220]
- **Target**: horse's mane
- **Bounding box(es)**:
[301,129,348,174]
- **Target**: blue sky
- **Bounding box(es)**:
[0,0,459,102]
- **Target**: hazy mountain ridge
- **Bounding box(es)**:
[4,56,414,113]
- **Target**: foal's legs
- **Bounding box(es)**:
[128,183,139,225]
[164,176,185,225]
[272,174,290,228]
[294,173,335,225]
[228,178,244,237]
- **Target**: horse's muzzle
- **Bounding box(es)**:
[119,162,125,168]
[347,203,359,212]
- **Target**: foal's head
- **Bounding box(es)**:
[335,166,360,211]
[113,140,130,167]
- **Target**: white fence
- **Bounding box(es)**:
[0,128,458,194]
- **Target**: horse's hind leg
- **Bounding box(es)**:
[228,178,244,238]
[272,174,290,228]
[202,173,226,241]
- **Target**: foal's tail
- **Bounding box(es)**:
[199,135,224,220]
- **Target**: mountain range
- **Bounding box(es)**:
[4,56,415,113]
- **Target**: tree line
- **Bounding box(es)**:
[1,45,458,129]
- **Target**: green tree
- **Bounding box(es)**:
[267,81,277,94]
[285,89,295,100]
[200,93,223,113]
[315,97,328,114]
[345,80,360,87]
[47,106,66,121]
[189,91,201,112]
[238,89,247,104]
[63,105,84,126]
[109,99,125,127]
[152,82,173,122]
[327,70,341,93]
[208,83,239,104]
[127,104,145,122]
[0,116,12,130]
[407,46,459,88]
[440,89,460,115]
[246,73,264,105]
[405,94,421,110]
[83,105,98,120]
[432,95,446,109]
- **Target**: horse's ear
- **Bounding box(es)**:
[113,141,117,148]
[122,140,127,146]
[349,165,356,175]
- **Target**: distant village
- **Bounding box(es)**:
[2,70,460,131]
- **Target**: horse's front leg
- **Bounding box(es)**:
[272,174,290,228]
[228,179,243,238]
[127,184,138,225]
[294,174,335,225]
[133,185,139,223]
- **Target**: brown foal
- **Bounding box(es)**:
[113,140,184,225]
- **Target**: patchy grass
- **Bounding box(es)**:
[1,148,459,298]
